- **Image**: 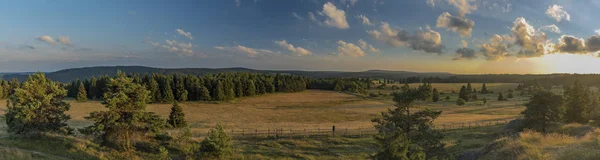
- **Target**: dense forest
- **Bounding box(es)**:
[59,72,371,103]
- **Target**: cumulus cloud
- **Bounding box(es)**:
[546,5,570,22]
[453,48,477,60]
[368,22,444,54]
[448,0,477,16]
[161,40,194,56]
[176,29,193,40]
[356,15,373,26]
[358,39,380,53]
[337,40,365,57]
[480,34,510,60]
[511,17,552,58]
[426,0,436,7]
[436,12,475,37]
[57,36,72,46]
[38,35,56,45]
[322,2,349,29]
[275,40,312,56]
[540,24,561,34]
[554,35,600,54]
[215,45,278,57]
[595,29,600,35]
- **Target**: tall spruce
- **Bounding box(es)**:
[466,83,472,93]
[458,85,469,101]
[498,92,504,101]
[199,124,232,158]
[564,80,590,123]
[76,82,88,102]
[168,102,187,128]
[481,83,488,94]
[80,71,164,151]
[5,72,72,135]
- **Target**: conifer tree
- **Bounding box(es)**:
[498,92,504,101]
[432,88,440,102]
[80,71,164,151]
[5,72,72,135]
[564,80,590,123]
[76,82,88,102]
[481,83,488,94]
[245,80,256,96]
[522,90,564,132]
[168,102,187,128]
[466,83,472,93]
[88,77,98,100]
[199,86,211,101]
[199,124,232,158]
[148,77,160,103]
[212,80,226,101]
[458,85,470,101]
[162,78,175,102]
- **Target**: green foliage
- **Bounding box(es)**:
[456,98,466,106]
[372,87,446,159]
[372,130,426,160]
[481,83,488,94]
[482,97,488,104]
[80,71,165,151]
[507,92,514,98]
[498,92,505,101]
[5,72,72,135]
[466,83,472,93]
[432,88,440,102]
[564,80,591,124]
[167,102,187,128]
[199,124,232,158]
[522,90,564,132]
[445,96,450,101]
[76,82,87,102]
[459,85,470,101]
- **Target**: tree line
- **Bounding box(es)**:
[63,72,370,103]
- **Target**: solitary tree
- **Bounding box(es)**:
[5,72,72,135]
[77,82,88,102]
[199,124,232,158]
[466,83,472,93]
[498,92,504,101]
[522,90,564,132]
[481,83,488,94]
[80,71,164,151]
[456,98,466,106]
[459,85,470,101]
[432,88,440,102]
[168,102,187,128]
[372,88,445,159]
[564,80,590,123]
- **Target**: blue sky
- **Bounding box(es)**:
[1,0,600,73]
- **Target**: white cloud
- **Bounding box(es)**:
[358,39,380,53]
[540,24,561,34]
[275,40,312,56]
[356,15,373,26]
[448,0,477,16]
[546,5,570,22]
[595,29,600,35]
[337,40,365,57]
[57,36,72,46]
[38,35,56,45]
[369,22,444,54]
[436,12,475,37]
[511,17,553,57]
[159,39,195,56]
[176,29,193,40]
[215,45,278,57]
[480,34,509,60]
[426,0,436,7]
[322,2,349,29]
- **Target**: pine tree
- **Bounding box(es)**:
[212,80,226,101]
[432,88,440,102]
[481,83,488,94]
[245,80,256,96]
[168,102,187,128]
[522,90,564,132]
[498,92,504,101]
[459,85,470,101]
[88,77,97,100]
[564,80,590,123]
[466,83,472,93]
[199,86,211,101]
[173,74,188,102]
[5,72,72,135]
[148,77,160,103]
[76,82,88,102]
[372,87,445,159]
[199,124,232,158]
[80,71,164,151]
[162,78,175,102]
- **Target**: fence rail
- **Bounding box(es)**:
[221,118,515,139]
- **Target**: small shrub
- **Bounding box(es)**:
[199,124,232,158]
[456,98,466,106]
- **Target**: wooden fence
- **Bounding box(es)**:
[222,118,516,139]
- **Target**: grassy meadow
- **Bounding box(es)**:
[0,83,533,159]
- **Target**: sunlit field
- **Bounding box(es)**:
[0,83,527,138]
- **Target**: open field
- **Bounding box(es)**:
[0,84,528,138]
[0,83,531,158]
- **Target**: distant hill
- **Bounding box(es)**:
[0,66,455,83]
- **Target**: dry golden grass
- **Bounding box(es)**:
[0,86,528,138]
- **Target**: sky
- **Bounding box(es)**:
[1,0,600,74]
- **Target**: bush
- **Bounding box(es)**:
[456,98,466,106]
[199,124,232,158]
